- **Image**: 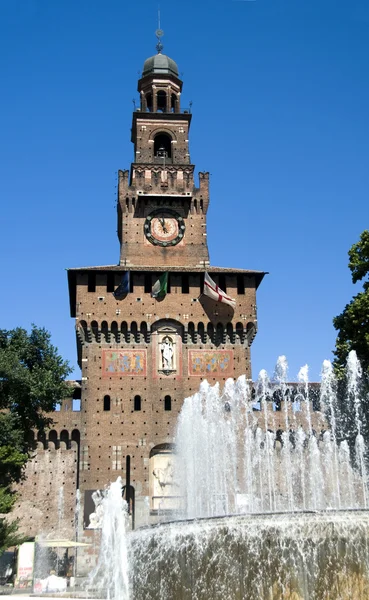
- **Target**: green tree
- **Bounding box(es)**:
[0,326,71,553]
[333,230,369,378]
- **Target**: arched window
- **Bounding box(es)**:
[164,395,172,411]
[171,93,177,112]
[134,395,141,411]
[154,133,172,159]
[103,395,111,411]
[156,90,167,112]
[146,92,153,112]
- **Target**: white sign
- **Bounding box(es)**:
[17,542,35,584]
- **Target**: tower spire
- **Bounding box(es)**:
[155,8,164,54]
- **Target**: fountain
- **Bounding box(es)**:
[92,352,369,599]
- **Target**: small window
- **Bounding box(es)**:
[164,395,172,411]
[130,273,134,293]
[144,274,151,293]
[103,395,111,411]
[73,399,81,411]
[134,395,141,411]
[237,275,245,295]
[88,273,96,292]
[182,274,189,294]
[219,274,226,292]
[107,272,115,293]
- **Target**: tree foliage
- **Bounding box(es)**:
[0,325,71,553]
[333,230,369,377]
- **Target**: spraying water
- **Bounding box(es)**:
[91,353,369,599]
[175,354,368,519]
[88,477,130,600]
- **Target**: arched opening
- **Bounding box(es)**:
[146,92,153,112]
[101,321,109,342]
[140,321,148,342]
[198,322,205,343]
[79,320,88,341]
[111,321,119,342]
[293,393,304,413]
[71,429,81,487]
[131,321,138,342]
[103,395,111,411]
[156,90,167,112]
[164,395,172,411]
[60,429,69,447]
[154,133,172,159]
[37,430,46,447]
[236,322,244,342]
[216,323,223,345]
[171,93,177,112]
[226,322,233,342]
[71,429,80,445]
[188,322,195,343]
[134,395,141,411]
[207,322,214,343]
[121,321,128,342]
[273,390,282,412]
[27,430,35,446]
[91,320,99,341]
[48,430,58,446]
[149,444,178,512]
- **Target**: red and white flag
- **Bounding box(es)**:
[204,272,236,309]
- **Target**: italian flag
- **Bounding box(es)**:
[204,272,236,309]
[152,272,168,299]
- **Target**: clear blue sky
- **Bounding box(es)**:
[1,0,368,382]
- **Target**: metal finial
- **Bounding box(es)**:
[156,7,164,53]
[155,28,164,54]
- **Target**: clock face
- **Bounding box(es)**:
[144,210,185,247]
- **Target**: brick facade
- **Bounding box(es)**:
[11,46,268,572]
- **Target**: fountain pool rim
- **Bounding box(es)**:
[134,507,369,533]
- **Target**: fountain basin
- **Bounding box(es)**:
[130,510,369,600]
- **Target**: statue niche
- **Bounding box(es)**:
[160,336,174,371]
[153,321,182,377]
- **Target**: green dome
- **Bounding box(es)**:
[142,53,179,78]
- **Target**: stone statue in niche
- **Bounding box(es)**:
[160,336,174,370]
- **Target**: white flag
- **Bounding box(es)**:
[203,272,236,309]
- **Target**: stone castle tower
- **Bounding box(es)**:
[11,39,265,560]
[66,39,265,532]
